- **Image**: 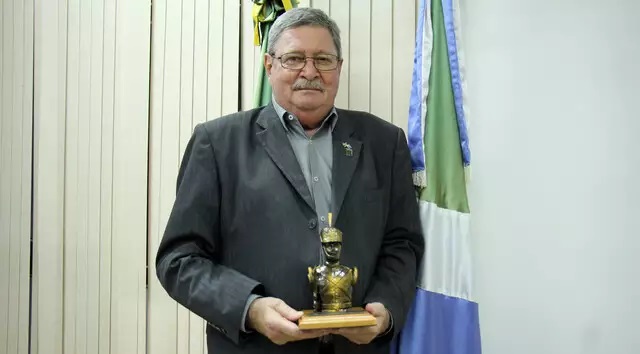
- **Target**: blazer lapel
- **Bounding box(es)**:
[256,104,316,212]
[332,113,362,223]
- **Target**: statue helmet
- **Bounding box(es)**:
[320,227,342,243]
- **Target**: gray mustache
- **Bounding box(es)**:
[292,80,324,91]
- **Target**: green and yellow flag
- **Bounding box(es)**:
[251,0,298,107]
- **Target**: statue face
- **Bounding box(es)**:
[323,242,341,262]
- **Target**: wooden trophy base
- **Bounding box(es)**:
[297,307,377,330]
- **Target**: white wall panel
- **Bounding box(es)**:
[32,0,150,353]
[312,0,330,14]
[33,0,67,352]
[147,1,241,353]
[0,0,33,353]
[110,1,151,353]
[370,0,393,121]
[349,0,371,112]
[240,0,264,111]
[392,0,416,132]
[99,0,117,352]
[328,0,350,109]
[298,0,311,9]
[222,1,241,115]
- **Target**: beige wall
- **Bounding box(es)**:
[147,1,241,352]
[1,0,34,353]
[30,0,150,353]
[1,1,416,353]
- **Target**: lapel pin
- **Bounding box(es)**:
[342,142,353,157]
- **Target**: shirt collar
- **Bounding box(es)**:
[271,96,338,133]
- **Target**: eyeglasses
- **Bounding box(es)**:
[272,52,341,71]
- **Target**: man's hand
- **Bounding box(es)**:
[247,297,329,345]
[331,302,390,345]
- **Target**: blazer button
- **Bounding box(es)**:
[308,218,317,229]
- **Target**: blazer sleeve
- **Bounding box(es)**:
[155,123,264,345]
[363,127,425,342]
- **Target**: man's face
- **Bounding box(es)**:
[265,26,342,115]
[323,242,341,262]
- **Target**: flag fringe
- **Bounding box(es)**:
[413,166,469,189]
[413,170,427,188]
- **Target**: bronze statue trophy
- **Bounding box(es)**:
[297,213,377,330]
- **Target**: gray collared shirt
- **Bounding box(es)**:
[272,98,338,230]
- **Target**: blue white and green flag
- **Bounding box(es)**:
[395,0,481,353]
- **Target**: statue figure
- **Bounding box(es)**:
[307,214,358,312]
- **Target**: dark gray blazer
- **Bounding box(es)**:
[156,104,424,354]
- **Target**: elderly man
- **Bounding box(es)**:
[156,7,424,354]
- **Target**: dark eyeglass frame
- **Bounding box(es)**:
[270,52,342,71]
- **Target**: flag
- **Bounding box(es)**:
[251,0,298,108]
[394,0,481,353]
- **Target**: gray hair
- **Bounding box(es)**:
[267,7,342,59]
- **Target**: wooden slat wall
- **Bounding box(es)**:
[147,1,240,353]
[0,0,34,353]
[32,0,67,352]
[239,0,416,130]
[31,0,150,353]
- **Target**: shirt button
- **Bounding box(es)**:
[313,176,319,182]
[320,216,326,222]
[308,218,317,229]
[288,115,294,121]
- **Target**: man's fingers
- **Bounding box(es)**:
[332,302,387,344]
[276,321,303,338]
[273,300,304,322]
[335,326,376,336]
[254,298,330,344]
[271,331,327,346]
[265,310,324,338]
[332,326,378,345]
[265,314,328,343]
[294,329,330,340]
[265,310,300,337]
[272,338,289,346]
[250,297,326,345]
[280,324,329,339]
[365,302,386,317]
[334,331,369,345]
